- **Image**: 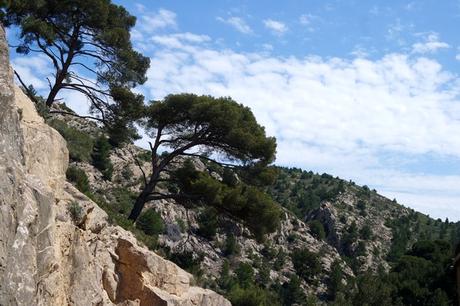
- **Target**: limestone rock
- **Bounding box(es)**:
[0,25,230,306]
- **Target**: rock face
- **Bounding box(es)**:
[0,25,230,306]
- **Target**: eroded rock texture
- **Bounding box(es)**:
[0,25,230,306]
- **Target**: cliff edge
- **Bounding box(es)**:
[0,25,230,306]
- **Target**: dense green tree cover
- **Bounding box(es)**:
[330,239,457,306]
[127,94,280,240]
[1,0,149,145]
[268,167,344,218]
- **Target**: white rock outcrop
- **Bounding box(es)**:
[0,25,230,306]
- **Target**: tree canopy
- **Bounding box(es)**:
[1,0,149,140]
[128,94,280,239]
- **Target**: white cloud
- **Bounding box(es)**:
[217,16,253,34]
[11,30,460,220]
[140,37,460,220]
[386,19,414,45]
[11,55,53,90]
[151,33,211,49]
[299,14,319,25]
[263,19,288,35]
[412,33,450,54]
[139,9,177,33]
[298,14,319,32]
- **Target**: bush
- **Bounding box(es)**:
[68,201,83,222]
[228,285,281,306]
[169,251,203,277]
[360,224,372,240]
[291,248,322,281]
[49,119,94,162]
[121,167,134,181]
[273,250,286,271]
[66,165,90,194]
[92,136,113,180]
[357,200,366,211]
[110,187,137,215]
[136,150,151,162]
[197,208,218,239]
[224,235,239,256]
[136,209,164,236]
[278,274,306,306]
[235,262,254,289]
[309,220,326,240]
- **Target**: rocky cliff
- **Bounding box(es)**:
[0,25,230,306]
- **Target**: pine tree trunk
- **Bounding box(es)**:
[128,171,159,221]
[128,189,151,221]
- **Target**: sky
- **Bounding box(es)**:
[8,0,460,221]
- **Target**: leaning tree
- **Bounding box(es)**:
[129,94,280,239]
[1,0,149,135]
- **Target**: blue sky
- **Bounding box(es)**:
[8,1,460,220]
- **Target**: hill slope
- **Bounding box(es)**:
[46,96,459,305]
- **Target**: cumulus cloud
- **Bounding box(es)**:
[151,33,211,49]
[11,55,52,90]
[412,33,449,54]
[141,35,460,219]
[138,9,177,33]
[217,16,253,34]
[263,19,288,35]
[11,26,460,219]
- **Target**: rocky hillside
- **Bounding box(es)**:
[0,25,229,306]
[46,83,459,304]
[2,28,457,306]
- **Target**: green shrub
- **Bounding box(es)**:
[92,135,113,180]
[121,167,134,181]
[68,201,83,222]
[136,150,151,162]
[309,220,326,240]
[169,251,203,277]
[66,165,90,194]
[328,260,344,300]
[224,235,239,256]
[197,208,218,239]
[110,187,137,215]
[291,248,322,281]
[235,262,254,289]
[136,209,164,236]
[49,119,94,162]
[342,221,358,257]
[278,274,306,306]
[273,250,286,271]
[360,224,373,240]
[218,260,235,290]
[228,285,281,306]
[357,200,366,211]
[176,217,187,232]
